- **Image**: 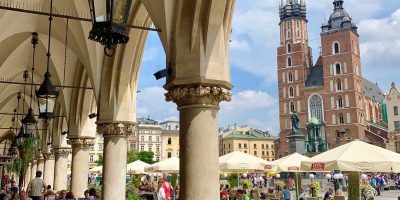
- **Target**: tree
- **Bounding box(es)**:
[95,154,104,166]
[137,151,155,164]
[127,151,138,163]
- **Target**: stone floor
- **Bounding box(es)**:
[375,191,400,200]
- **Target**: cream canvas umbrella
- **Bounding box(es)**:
[89,165,103,173]
[145,157,179,173]
[127,160,150,174]
[301,140,400,172]
[267,152,309,172]
[219,151,271,172]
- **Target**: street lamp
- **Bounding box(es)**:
[36,72,59,120]
[88,0,133,56]
[22,108,37,137]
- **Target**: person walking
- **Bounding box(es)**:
[27,171,46,200]
[282,185,291,200]
[153,180,166,200]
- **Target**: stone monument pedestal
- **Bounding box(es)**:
[287,133,305,154]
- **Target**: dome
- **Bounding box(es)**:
[343,16,351,22]
[309,117,321,125]
[329,9,350,21]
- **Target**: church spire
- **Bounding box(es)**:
[333,0,344,11]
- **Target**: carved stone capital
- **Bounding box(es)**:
[51,148,72,156]
[43,153,55,160]
[165,84,232,107]
[67,138,95,148]
[97,123,135,137]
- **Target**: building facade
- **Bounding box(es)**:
[220,125,277,161]
[137,117,162,161]
[386,82,400,152]
[275,0,388,158]
[160,121,180,160]
[88,134,104,168]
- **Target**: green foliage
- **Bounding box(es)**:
[348,172,360,200]
[22,137,38,174]
[127,151,139,163]
[126,185,144,200]
[95,154,104,166]
[275,180,285,189]
[242,179,251,190]
[138,151,155,164]
[171,173,178,188]
[227,173,238,188]
[310,181,321,197]
[130,175,141,188]
[6,157,22,176]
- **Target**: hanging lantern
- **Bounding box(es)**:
[8,140,18,157]
[35,72,59,120]
[88,0,133,55]
[16,126,25,148]
[22,108,37,137]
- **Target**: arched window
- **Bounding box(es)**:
[287,57,292,67]
[288,71,293,82]
[394,106,399,116]
[333,42,340,54]
[338,96,343,108]
[289,87,294,97]
[290,101,295,113]
[336,79,342,91]
[339,113,344,124]
[309,94,324,122]
[336,63,341,75]
[287,43,292,53]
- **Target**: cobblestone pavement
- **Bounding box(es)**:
[375,190,400,200]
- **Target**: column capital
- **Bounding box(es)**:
[43,153,55,160]
[96,122,135,137]
[67,137,95,148]
[165,84,232,107]
[37,155,45,161]
[51,148,72,156]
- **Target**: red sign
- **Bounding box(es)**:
[264,165,272,170]
[311,162,325,170]
[287,166,300,171]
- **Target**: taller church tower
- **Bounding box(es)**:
[276,0,313,157]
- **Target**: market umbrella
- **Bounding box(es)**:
[219,151,271,172]
[267,152,309,172]
[301,140,400,172]
[89,165,103,173]
[145,157,179,173]
[127,160,151,174]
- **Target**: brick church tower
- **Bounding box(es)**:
[276,0,313,156]
[275,0,388,158]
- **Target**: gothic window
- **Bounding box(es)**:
[289,87,294,97]
[287,43,292,53]
[394,106,398,116]
[339,113,344,124]
[309,94,324,122]
[333,42,340,54]
[335,63,341,75]
[287,57,292,67]
[338,96,343,108]
[286,21,291,38]
[336,79,342,91]
[288,71,293,82]
[290,101,295,113]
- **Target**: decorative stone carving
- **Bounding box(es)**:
[97,123,135,137]
[43,153,55,160]
[67,138,95,148]
[51,148,72,156]
[165,85,232,107]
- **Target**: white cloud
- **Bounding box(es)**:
[230,39,250,51]
[136,86,178,120]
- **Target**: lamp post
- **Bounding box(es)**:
[88,0,133,56]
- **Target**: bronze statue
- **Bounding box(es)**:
[291,111,301,134]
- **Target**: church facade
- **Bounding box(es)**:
[275,0,389,158]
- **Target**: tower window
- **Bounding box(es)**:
[290,101,295,113]
[335,63,341,75]
[339,113,344,124]
[395,106,399,116]
[287,43,292,53]
[338,96,343,108]
[287,57,292,67]
[289,87,294,98]
[333,42,340,54]
[336,79,342,91]
[288,71,293,82]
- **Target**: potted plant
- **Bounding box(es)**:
[310,181,320,197]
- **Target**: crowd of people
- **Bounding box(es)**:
[136,174,177,200]
[0,171,100,200]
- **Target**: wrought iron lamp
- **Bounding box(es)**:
[88,0,133,55]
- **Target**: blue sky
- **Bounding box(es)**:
[137,0,400,135]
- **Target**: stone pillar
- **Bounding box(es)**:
[30,160,37,180]
[43,153,55,188]
[165,85,231,200]
[67,138,94,199]
[24,163,32,190]
[37,156,45,174]
[51,148,71,191]
[97,123,133,200]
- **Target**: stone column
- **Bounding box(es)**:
[165,85,231,200]
[43,153,55,188]
[24,163,32,190]
[51,148,71,191]
[97,123,133,200]
[37,156,45,174]
[30,160,37,180]
[67,137,94,199]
